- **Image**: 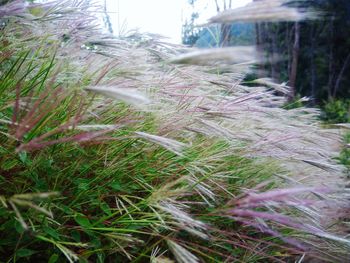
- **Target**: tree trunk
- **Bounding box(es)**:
[287,22,294,78]
[310,24,317,105]
[255,22,264,77]
[333,52,350,98]
[270,24,279,80]
[327,16,335,100]
[214,0,220,12]
[103,0,113,34]
[286,23,291,77]
[220,23,231,47]
[289,22,300,101]
[255,23,261,47]
[218,0,232,47]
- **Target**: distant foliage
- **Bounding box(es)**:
[339,132,350,175]
[256,0,350,103]
[182,12,203,46]
[322,99,350,123]
[195,23,255,48]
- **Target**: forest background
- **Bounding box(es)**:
[182,0,350,123]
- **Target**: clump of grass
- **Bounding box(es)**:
[0,0,349,262]
[337,132,350,176]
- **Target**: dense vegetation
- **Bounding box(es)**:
[1,0,350,262]
[255,0,350,104]
[183,0,350,107]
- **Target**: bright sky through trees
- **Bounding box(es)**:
[104,0,252,43]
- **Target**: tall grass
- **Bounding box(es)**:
[0,0,349,262]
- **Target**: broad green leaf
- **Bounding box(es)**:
[18,151,27,164]
[14,221,25,234]
[16,248,37,258]
[75,215,92,228]
[71,230,81,242]
[43,226,60,240]
[110,182,122,191]
[48,254,59,263]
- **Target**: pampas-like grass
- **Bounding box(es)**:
[0,0,349,262]
[208,0,317,24]
[86,86,151,106]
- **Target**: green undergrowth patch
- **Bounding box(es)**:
[0,136,282,262]
[338,132,350,176]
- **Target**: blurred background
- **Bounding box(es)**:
[101,0,350,122]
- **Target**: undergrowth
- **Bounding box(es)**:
[338,132,350,176]
[322,99,350,124]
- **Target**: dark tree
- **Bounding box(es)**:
[256,0,350,104]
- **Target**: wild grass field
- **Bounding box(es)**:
[0,0,349,262]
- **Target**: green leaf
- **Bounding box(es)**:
[14,221,25,234]
[97,252,106,263]
[43,226,60,240]
[1,159,19,171]
[18,151,27,164]
[48,253,59,263]
[71,230,81,242]
[75,215,92,228]
[75,179,90,191]
[100,202,111,215]
[89,234,102,248]
[16,248,37,258]
[61,205,73,215]
[110,182,122,191]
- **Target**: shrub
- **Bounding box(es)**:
[338,132,350,175]
[322,99,350,124]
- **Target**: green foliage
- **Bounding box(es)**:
[195,23,255,48]
[338,132,350,175]
[283,94,304,110]
[182,12,203,46]
[321,99,350,123]
[254,0,350,103]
